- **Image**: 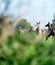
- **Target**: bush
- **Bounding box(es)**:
[0,31,55,65]
[0,28,2,37]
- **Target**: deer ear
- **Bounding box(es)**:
[39,22,40,24]
[48,22,49,23]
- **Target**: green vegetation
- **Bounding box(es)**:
[0,31,55,65]
[16,19,33,32]
[0,28,2,37]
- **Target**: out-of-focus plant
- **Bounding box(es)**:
[0,30,55,65]
[0,28,2,37]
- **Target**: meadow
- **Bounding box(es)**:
[0,31,55,65]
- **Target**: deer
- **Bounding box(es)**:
[35,22,45,35]
[45,22,55,40]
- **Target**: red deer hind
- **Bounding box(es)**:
[35,22,45,35]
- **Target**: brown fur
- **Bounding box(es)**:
[35,22,45,35]
[18,29,25,34]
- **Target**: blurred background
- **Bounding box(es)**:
[0,0,55,65]
[0,0,55,28]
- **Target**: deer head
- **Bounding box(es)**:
[35,21,40,28]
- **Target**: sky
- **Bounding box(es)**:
[0,0,55,29]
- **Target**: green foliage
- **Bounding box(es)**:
[52,23,55,27]
[0,31,55,65]
[0,16,4,24]
[0,28,2,37]
[16,19,33,31]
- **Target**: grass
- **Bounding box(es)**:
[0,31,55,65]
